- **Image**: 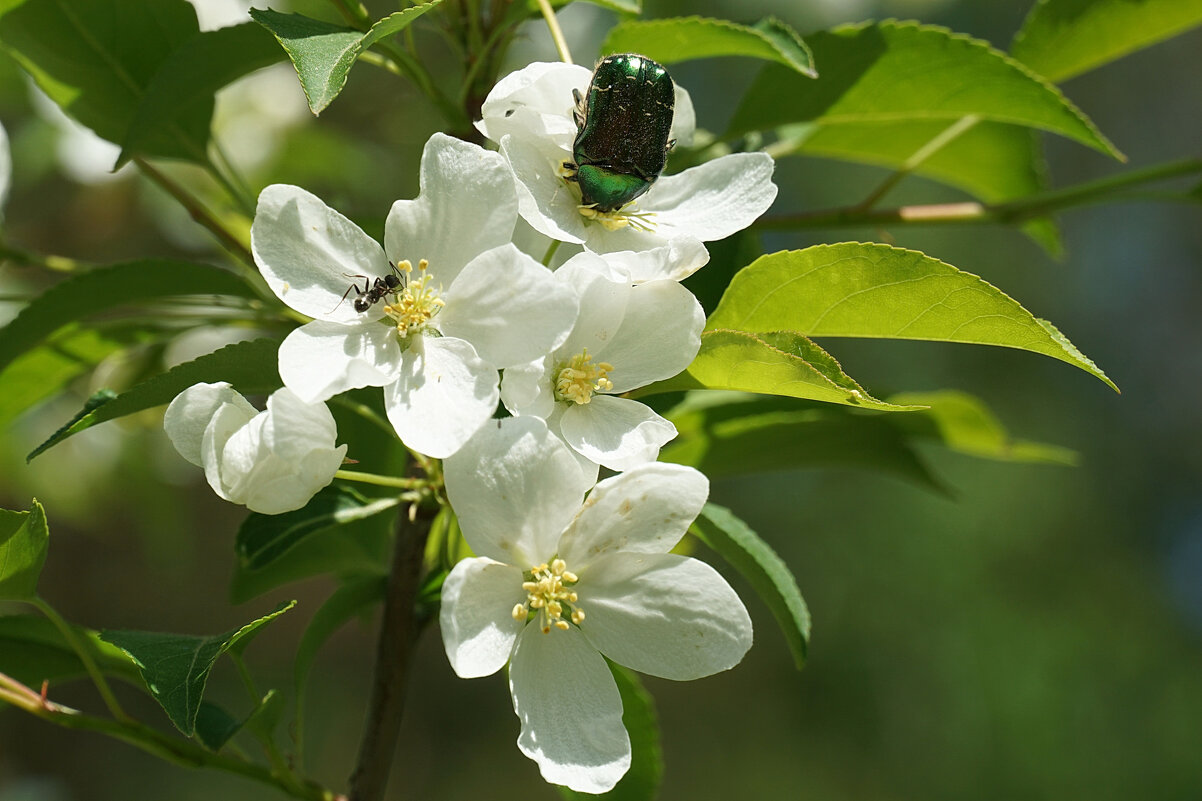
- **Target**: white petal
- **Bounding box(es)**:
[509,625,631,793]
[384,133,517,285]
[384,336,498,459]
[500,133,587,244]
[559,396,677,472]
[593,279,704,393]
[641,152,778,242]
[238,445,346,515]
[278,320,401,403]
[440,557,527,678]
[201,403,261,502]
[251,183,392,324]
[262,388,339,461]
[559,462,708,562]
[477,61,590,144]
[670,83,695,147]
[554,252,631,359]
[439,244,578,368]
[598,237,710,283]
[0,120,10,215]
[164,382,256,467]
[579,551,752,680]
[500,357,555,419]
[443,416,588,566]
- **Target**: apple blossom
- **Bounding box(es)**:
[251,132,578,458]
[163,382,347,515]
[440,417,752,793]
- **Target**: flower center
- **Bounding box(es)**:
[577,202,657,232]
[554,349,614,405]
[513,558,584,634]
[382,259,443,337]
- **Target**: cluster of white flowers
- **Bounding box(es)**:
[165,60,776,792]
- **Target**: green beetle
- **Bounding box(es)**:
[565,54,676,213]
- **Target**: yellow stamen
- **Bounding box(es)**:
[578,202,657,232]
[512,558,584,635]
[554,349,614,405]
[382,259,443,337]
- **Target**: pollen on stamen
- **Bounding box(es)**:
[518,558,584,635]
[383,258,444,337]
[555,349,614,405]
[578,202,657,232]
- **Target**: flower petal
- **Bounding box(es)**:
[500,133,587,244]
[559,462,708,561]
[641,152,778,241]
[201,402,260,502]
[559,395,676,472]
[251,183,392,324]
[509,624,631,793]
[477,61,590,144]
[239,446,346,515]
[164,382,256,466]
[593,279,704,392]
[262,388,339,461]
[598,236,709,283]
[384,335,498,458]
[440,557,527,678]
[579,551,753,680]
[278,319,401,404]
[553,251,631,360]
[384,133,517,285]
[443,416,589,566]
[439,244,578,368]
[499,357,555,418]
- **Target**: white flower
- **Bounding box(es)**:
[163,382,347,514]
[441,417,752,793]
[502,251,703,472]
[251,132,579,458]
[0,119,9,218]
[477,61,777,258]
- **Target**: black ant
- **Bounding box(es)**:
[333,261,405,313]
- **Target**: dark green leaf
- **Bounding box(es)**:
[0,614,141,687]
[237,485,401,571]
[0,259,255,376]
[1012,0,1202,82]
[118,21,284,167]
[0,499,48,600]
[634,329,922,412]
[727,20,1122,160]
[560,663,662,801]
[27,337,283,461]
[194,701,242,751]
[100,601,295,735]
[602,16,816,76]
[0,0,205,160]
[252,3,441,115]
[693,503,811,669]
[662,394,944,492]
[707,244,1117,391]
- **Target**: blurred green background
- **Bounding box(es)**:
[1,0,1201,799]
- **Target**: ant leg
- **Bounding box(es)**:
[328,280,364,313]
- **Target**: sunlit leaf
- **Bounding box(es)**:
[602,16,816,76]
[727,20,1122,160]
[693,503,811,669]
[0,500,48,600]
[0,614,141,687]
[1012,0,1202,82]
[707,244,1117,391]
[0,326,130,428]
[635,329,922,412]
[26,338,283,461]
[252,2,442,115]
[100,601,295,735]
[0,0,205,159]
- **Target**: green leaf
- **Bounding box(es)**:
[601,16,816,76]
[707,244,1117,391]
[1012,0,1202,82]
[194,701,243,751]
[237,485,401,571]
[727,20,1122,160]
[0,259,255,377]
[252,3,442,115]
[0,614,141,688]
[0,0,205,160]
[118,21,284,167]
[27,337,283,461]
[888,390,1077,464]
[100,601,295,736]
[0,500,48,600]
[693,503,811,669]
[635,329,923,411]
[662,394,944,492]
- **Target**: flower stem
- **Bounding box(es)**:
[541,238,562,267]
[534,0,573,64]
[334,470,425,490]
[28,596,129,722]
[347,500,437,801]
[755,157,1202,231]
[0,242,83,272]
[852,114,981,212]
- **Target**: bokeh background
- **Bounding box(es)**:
[1,0,1201,799]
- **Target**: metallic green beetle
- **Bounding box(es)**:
[565,54,675,213]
